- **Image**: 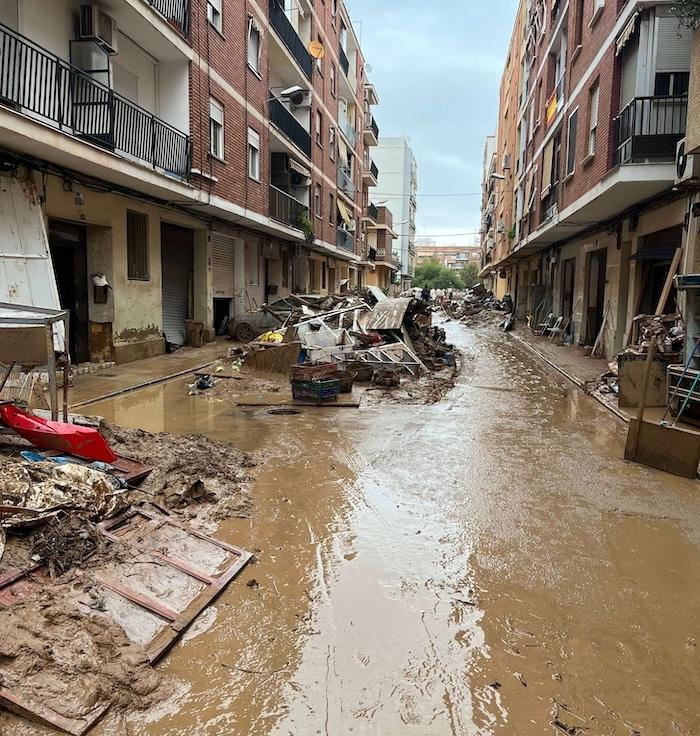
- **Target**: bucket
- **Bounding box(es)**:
[185,320,204,348]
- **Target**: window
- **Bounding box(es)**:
[566,109,578,176]
[330,63,337,97]
[588,82,599,156]
[329,126,336,160]
[316,34,324,74]
[127,211,149,280]
[329,193,334,224]
[654,72,690,97]
[207,0,221,32]
[314,183,322,219]
[209,97,224,159]
[248,127,260,180]
[315,110,323,146]
[247,17,261,73]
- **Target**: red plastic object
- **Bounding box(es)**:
[0,403,118,464]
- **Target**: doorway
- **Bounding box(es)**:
[584,249,607,345]
[561,257,576,335]
[49,220,90,363]
[161,223,194,348]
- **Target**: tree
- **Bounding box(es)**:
[673,0,700,27]
[459,262,481,289]
[413,259,465,290]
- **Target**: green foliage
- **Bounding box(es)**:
[298,210,315,242]
[508,225,517,240]
[413,259,465,290]
[672,0,700,28]
[459,262,481,289]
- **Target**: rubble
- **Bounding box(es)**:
[623,313,684,355]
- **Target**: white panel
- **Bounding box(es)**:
[211,233,234,298]
[655,17,692,73]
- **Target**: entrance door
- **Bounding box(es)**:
[49,220,89,363]
[561,257,576,334]
[161,223,194,347]
[585,249,607,345]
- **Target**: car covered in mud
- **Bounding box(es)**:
[227,297,305,342]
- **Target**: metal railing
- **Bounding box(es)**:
[269,185,308,229]
[339,45,350,76]
[337,167,355,198]
[146,0,190,36]
[614,95,688,164]
[0,23,191,179]
[364,113,379,140]
[365,202,378,221]
[269,0,312,79]
[336,227,355,252]
[269,91,312,158]
[338,111,357,147]
[370,159,379,179]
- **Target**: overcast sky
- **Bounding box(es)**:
[346,0,518,246]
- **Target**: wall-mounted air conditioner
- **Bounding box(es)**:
[496,219,505,234]
[502,154,511,170]
[79,5,118,54]
[676,139,700,187]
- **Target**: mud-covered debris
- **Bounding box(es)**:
[31,514,104,577]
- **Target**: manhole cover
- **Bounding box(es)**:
[267,408,302,415]
[92,373,118,378]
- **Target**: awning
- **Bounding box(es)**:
[631,245,679,261]
[289,158,311,179]
[337,200,355,231]
[616,11,639,56]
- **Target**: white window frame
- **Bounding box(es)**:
[247,16,261,74]
[566,107,578,177]
[588,82,599,157]
[207,0,222,32]
[248,127,260,181]
[209,97,224,160]
[314,183,322,219]
[316,110,323,147]
[329,126,336,160]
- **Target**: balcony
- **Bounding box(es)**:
[0,23,191,179]
[269,92,312,158]
[375,247,398,267]
[269,0,313,80]
[336,227,355,252]
[146,0,190,37]
[362,156,378,186]
[363,113,379,146]
[337,167,355,198]
[338,110,357,147]
[363,202,379,224]
[339,45,350,76]
[269,185,308,230]
[615,96,688,165]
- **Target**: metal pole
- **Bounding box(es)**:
[45,324,58,421]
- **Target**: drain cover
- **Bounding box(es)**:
[267,408,302,415]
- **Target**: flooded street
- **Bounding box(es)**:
[9,319,699,735]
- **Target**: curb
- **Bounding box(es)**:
[511,333,629,425]
[69,361,217,410]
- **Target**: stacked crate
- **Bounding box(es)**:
[289,363,340,404]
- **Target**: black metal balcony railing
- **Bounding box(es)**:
[269,185,308,229]
[336,227,355,252]
[364,113,379,140]
[147,0,190,36]
[339,45,350,76]
[269,92,312,158]
[269,0,312,79]
[370,159,379,179]
[0,23,191,179]
[337,167,355,198]
[615,95,688,165]
[368,246,377,262]
[366,202,379,221]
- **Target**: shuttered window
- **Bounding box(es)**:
[127,211,149,280]
[566,109,578,176]
[0,0,19,29]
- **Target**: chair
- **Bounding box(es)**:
[537,312,554,335]
[546,316,564,342]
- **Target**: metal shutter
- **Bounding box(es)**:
[0,0,18,29]
[161,235,193,346]
[655,17,692,73]
[211,233,234,298]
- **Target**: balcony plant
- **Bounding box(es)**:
[298,210,315,244]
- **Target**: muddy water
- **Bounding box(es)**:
[5,320,700,735]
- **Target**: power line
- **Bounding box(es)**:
[372,192,484,198]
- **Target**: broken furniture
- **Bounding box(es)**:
[0,302,70,420]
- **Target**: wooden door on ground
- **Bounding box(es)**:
[48,220,90,363]
[585,249,607,345]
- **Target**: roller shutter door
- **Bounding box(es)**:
[161,224,193,346]
[0,0,18,29]
[211,232,234,298]
[655,17,692,73]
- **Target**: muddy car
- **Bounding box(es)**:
[227,298,302,342]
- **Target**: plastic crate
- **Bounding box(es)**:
[289,362,338,382]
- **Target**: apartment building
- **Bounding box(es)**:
[485,0,696,358]
[0,0,378,363]
[479,133,498,289]
[372,136,418,291]
[416,243,481,270]
[365,205,399,291]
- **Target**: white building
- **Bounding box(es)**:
[372,137,417,291]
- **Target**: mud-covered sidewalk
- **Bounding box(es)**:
[2,317,699,735]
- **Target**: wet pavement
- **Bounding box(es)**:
[6,319,700,735]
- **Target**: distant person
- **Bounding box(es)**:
[421,287,430,302]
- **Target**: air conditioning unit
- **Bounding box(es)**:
[502,154,511,170]
[496,219,505,234]
[676,139,700,187]
[79,5,118,54]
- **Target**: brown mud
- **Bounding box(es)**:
[2,318,700,735]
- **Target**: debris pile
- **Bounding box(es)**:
[624,313,684,355]
[442,286,510,324]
